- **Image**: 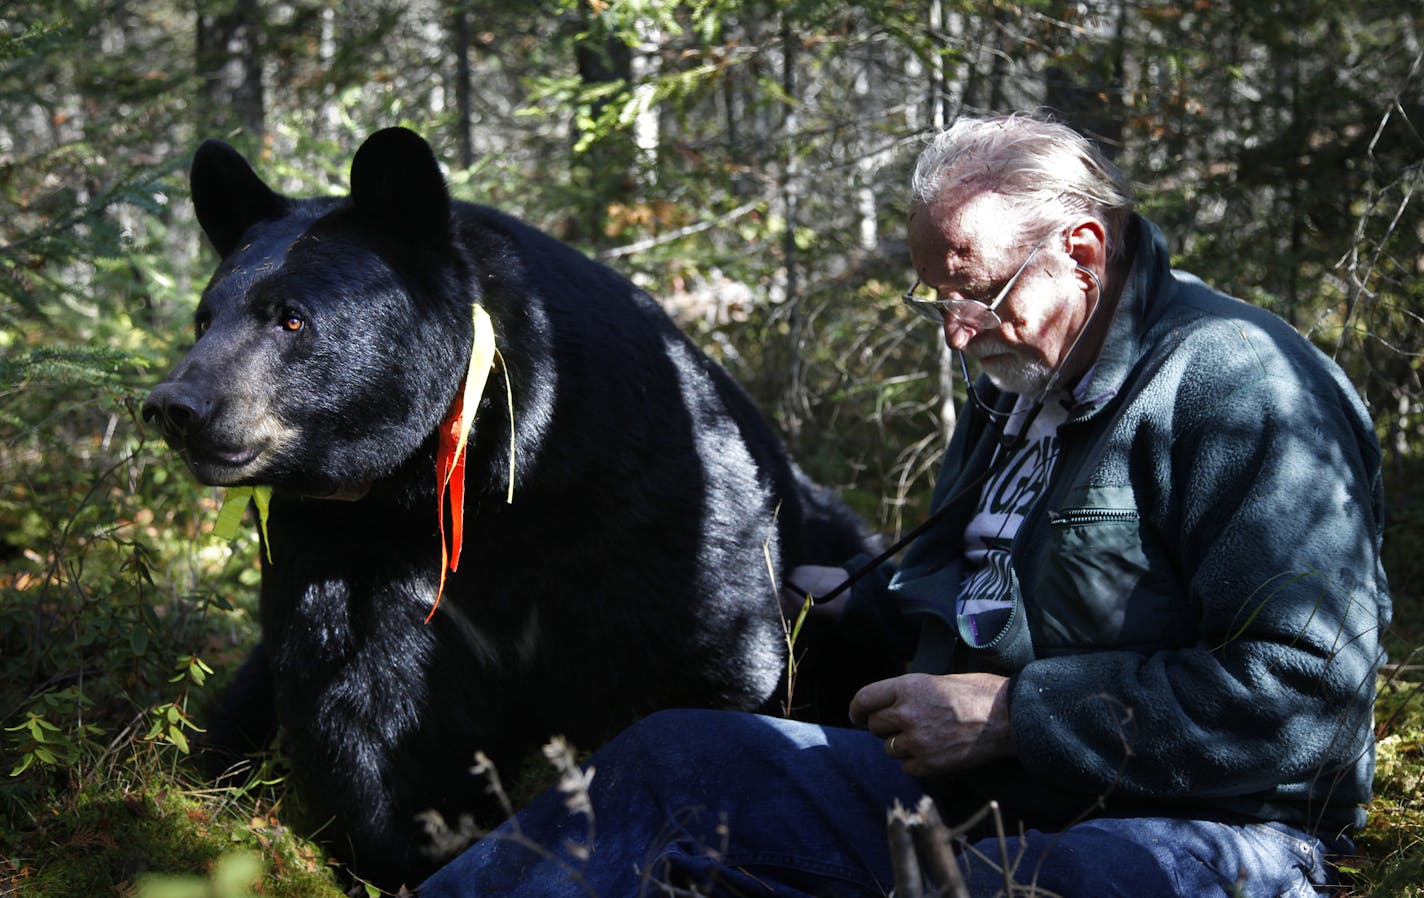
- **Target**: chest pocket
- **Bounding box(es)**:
[1034,485,1187,652]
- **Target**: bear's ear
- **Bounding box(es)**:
[190,139,287,258]
[349,128,451,244]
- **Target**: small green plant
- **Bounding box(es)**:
[143,655,215,755]
[4,687,104,779]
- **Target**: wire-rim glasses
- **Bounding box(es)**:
[901,238,1047,331]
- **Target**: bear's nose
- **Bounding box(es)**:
[143,382,214,439]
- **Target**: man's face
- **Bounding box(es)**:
[907,191,1092,395]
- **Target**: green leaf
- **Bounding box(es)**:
[250,485,273,563]
[213,485,274,563]
[168,725,190,754]
[789,595,811,647]
[213,488,253,540]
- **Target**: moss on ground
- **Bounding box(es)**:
[4,774,345,898]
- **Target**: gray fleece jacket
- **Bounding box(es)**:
[847,214,1391,834]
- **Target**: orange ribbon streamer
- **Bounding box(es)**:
[431,389,469,622]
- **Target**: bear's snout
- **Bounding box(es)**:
[143,380,216,441]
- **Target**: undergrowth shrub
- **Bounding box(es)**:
[0,358,343,894]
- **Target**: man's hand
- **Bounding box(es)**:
[848,672,1015,777]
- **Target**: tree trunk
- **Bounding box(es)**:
[570,13,635,243]
[630,16,661,181]
[195,0,265,141]
[931,0,961,445]
[780,13,804,441]
[452,2,475,172]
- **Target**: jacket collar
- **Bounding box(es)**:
[1068,213,1175,419]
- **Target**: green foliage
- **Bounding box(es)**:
[1352,670,1424,896]
[142,655,216,756]
[0,0,192,334]
[0,375,324,883]
[4,688,103,779]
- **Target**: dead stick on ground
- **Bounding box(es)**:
[913,796,970,898]
[886,796,971,898]
[888,800,926,898]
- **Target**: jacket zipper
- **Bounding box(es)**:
[1047,507,1139,526]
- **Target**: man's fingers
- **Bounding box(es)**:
[863,708,906,739]
[847,682,886,725]
[848,677,902,726]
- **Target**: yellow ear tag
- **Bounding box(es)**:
[214,485,273,563]
[431,304,515,622]
[445,304,497,489]
[496,347,515,504]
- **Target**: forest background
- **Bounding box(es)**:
[2,0,1422,895]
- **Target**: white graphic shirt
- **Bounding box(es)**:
[956,392,1071,645]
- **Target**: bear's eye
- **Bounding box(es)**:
[194,316,211,338]
[280,310,305,333]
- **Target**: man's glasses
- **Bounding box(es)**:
[901,238,1047,331]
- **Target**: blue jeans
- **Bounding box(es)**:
[418,709,1341,897]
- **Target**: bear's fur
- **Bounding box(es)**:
[144,128,878,889]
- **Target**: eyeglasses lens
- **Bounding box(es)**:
[902,287,1003,330]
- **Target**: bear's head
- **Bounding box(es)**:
[144,129,475,498]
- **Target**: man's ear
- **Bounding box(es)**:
[190,140,287,257]
[1065,217,1108,287]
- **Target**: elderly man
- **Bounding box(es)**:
[420,114,1390,897]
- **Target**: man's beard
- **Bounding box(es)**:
[968,339,1052,396]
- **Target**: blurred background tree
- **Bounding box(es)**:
[2,1,1421,894]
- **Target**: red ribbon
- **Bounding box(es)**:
[430,390,468,623]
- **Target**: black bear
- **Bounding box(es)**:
[143,128,877,889]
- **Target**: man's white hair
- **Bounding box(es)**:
[911,113,1135,265]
